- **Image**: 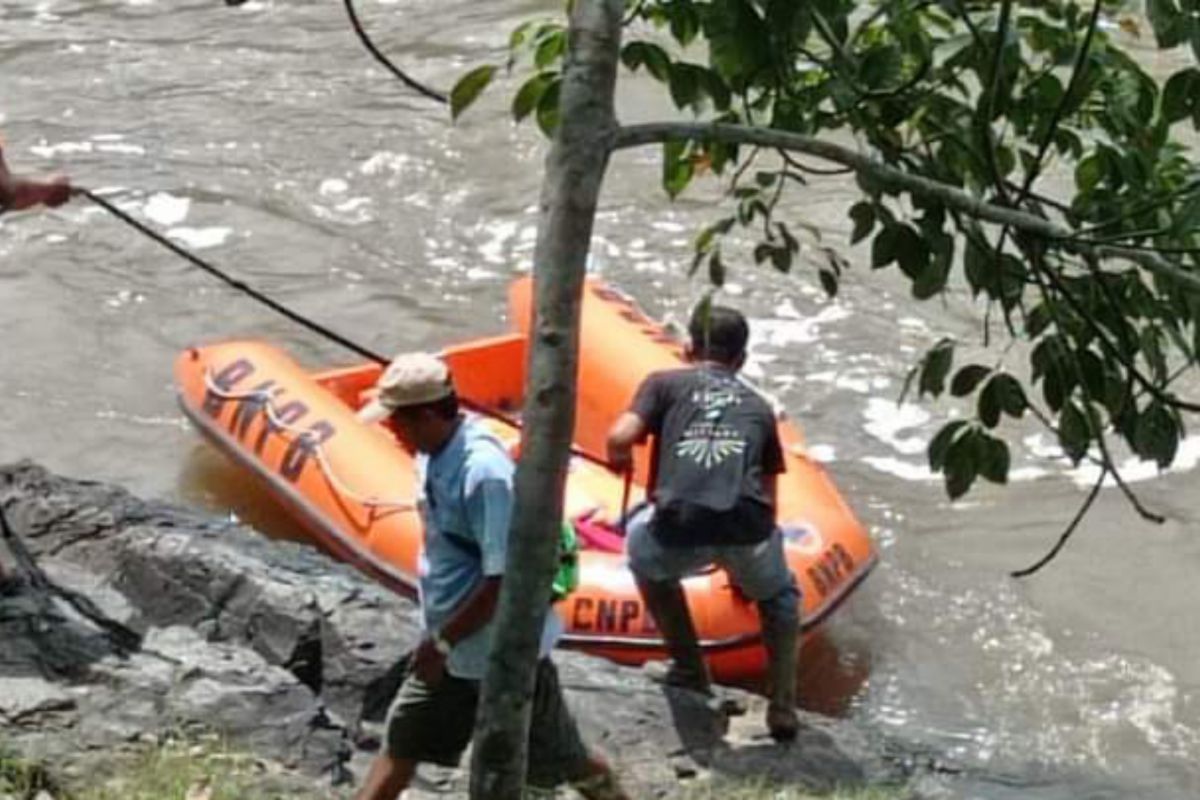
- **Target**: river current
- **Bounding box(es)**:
[2,2,1197,797]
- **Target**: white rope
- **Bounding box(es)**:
[202,370,417,511]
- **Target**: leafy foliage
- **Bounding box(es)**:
[462,0,1200,505]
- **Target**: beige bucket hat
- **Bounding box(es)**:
[357,352,454,424]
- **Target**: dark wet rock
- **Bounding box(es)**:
[0,460,887,796]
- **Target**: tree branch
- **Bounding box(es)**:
[981,0,1015,203]
[610,121,1200,294]
[342,0,448,104]
[1026,255,1165,523]
[1076,178,1200,237]
[1010,465,1107,578]
[779,149,852,176]
[1036,252,1200,415]
[992,1,1101,278]
[621,0,646,27]
[1015,0,1102,203]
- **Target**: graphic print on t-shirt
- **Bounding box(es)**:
[673,380,747,469]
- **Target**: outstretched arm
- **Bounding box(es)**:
[0,144,71,213]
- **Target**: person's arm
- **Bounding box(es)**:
[0,144,71,213]
[605,374,666,473]
[606,412,647,474]
[764,472,779,510]
[412,474,513,682]
[762,418,786,513]
[411,576,503,683]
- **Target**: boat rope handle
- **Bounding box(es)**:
[202,370,417,511]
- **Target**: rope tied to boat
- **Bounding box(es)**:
[202,370,417,512]
[74,187,390,366]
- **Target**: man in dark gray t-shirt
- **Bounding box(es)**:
[607,303,801,742]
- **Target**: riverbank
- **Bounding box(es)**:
[0,738,904,800]
[0,461,900,798]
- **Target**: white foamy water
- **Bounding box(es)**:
[143,193,190,226]
[166,227,232,249]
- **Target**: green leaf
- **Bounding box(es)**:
[928,420,969,472]
[1032,335,1067,383]
[978,434,1010,485]
[1025,303,1053,337]
[847,202,875,246]
[508,21,537,54]
[944,429,979,500]
[893,225,929,279]
[535,78,561,136]
[778,223,801,255]
[951,365,992,397]
[703,72,733,111]
[1058,401,1091,465]
[534,30,566,69]
[669,3,702,47]
[872,224,899,269]
[919,338,955,398]
[964,236,994,297]
[512,73,556,122]
[450,65,497,121]
[708,249,726,287]
[695,217,735,256]
[1141,326,1168,381]
[858,45,903,91]
[997,254,1027,311]
[993,373,1028,418]
[662,139,694,199]
[702,0,771,92]
[1161,68,1200,124]
[668,63,705,110]
[1075,153,1104,193]
[912,245,951,299]
[1078,348,1107,401]
[622,41,673,83]
[818,268,839,298]
[978,376,1002,428]
[1147,0,1189,48]
[1134,402,1179,468]
[1042,370,1067,413]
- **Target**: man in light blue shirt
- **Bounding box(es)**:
[415,403,562,680]
[353,352,627,800]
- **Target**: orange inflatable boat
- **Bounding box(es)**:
[176,277,876,682]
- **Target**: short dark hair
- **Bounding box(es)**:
[689,304,749,364]
[390,392,460,423]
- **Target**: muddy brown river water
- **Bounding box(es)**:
[2,2,1198,797]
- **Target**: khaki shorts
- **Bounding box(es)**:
[384,657,591,788]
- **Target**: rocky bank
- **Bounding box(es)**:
[0,461,891,797]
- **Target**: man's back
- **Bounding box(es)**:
[631,365,784,547]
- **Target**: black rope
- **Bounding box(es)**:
[342,0,448,104]
[1,503,143,653]
[75,187,388,365]
[75,187,623,471]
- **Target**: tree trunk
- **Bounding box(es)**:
[468,2,623,798]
